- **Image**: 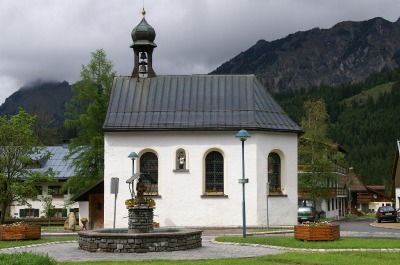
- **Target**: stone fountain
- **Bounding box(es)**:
[77,175,202,253]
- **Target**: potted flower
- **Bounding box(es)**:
[125,198,136,207]
[80,218,88,230]
[0,222,41,241]
[294,221,340,241]
[205,188,224,196]
[269,187,283,195]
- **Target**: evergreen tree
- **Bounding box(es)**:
[64,49,116,194]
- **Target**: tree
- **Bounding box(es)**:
[64,49,116,194]
[0,109,56,223]
[298,99,346,207]
[41,196,56,218]
[301,99,329,142]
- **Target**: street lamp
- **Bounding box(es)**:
[235,129,251,238]
[127,152,139,198]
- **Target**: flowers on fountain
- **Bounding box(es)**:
[125,198,136,206]
[146,198,156,206]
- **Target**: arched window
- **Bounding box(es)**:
[268,152,281,191]
[140,152,158,194]
[205,151,224,194]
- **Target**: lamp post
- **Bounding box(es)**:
[235,129,251,238]
[128,152,139,198]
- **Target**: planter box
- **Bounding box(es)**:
[0,226,41,241]
[294,225,340,241]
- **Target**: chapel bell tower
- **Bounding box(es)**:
[131,8,157,78]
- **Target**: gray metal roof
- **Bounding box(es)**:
[30,145,75,180]
[103,75,302,133]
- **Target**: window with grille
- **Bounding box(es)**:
[268,152,281,191]
[20,208,39,218]
[48,186,67,198]
[205,151,224,194]
[140,152,158,194]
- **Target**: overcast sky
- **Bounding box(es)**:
[1,0,399,104]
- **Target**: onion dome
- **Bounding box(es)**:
[131,8,156,47]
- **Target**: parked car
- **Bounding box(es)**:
[298,206,319,223]
[375,206,397,223]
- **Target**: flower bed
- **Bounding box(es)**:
[294,222,340,241]
[0,223,41,240]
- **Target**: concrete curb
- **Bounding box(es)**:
[369,222,400,230]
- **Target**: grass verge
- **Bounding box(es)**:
[40,225,80,230]
[2,236,399,265]
[0,252,57,265]
[215,236,400,249]
[0,236,78,249]
[58,252,400,265]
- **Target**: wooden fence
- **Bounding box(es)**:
[4,217,65,226]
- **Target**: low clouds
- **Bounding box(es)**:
[1,0,399,104]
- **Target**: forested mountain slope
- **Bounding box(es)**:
[275,68,400,187]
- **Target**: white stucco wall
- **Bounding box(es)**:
[104,131,298,228]
[78,201,89,226]
[396,189,400,210]
[10,185,78,218]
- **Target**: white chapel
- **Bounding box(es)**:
[102,9,302,228]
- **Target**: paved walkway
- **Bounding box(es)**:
[0,236,285,262]
[1,223,399,262]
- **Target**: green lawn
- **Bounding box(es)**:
[215,236,400,249]
[0,236,77,249]
[2,236,400,265]
[41,225,80,230]
[58,252,400,265]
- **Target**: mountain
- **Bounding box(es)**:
[0,80,73,127]
[211,17,400,93]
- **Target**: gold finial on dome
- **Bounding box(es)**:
[142,8,146,18]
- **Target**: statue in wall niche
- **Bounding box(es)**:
[178,152,185,169]
[136,177,147,204]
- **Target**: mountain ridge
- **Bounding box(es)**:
[0,80,73,127]
[211,17,400,93]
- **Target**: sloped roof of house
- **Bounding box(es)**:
[103,75,302,133]
[70,179,104,201]
[30,145,74,180]
[349,174,367,192]
[365,185,385,191]
[365,185,392,201]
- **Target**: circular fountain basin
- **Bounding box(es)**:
[78,228,202,253]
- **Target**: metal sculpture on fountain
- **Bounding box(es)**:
[125,173,157,233]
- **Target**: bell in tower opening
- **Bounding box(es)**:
[131,8,157,78]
